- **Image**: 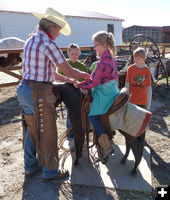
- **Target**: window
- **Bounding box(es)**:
[107,24,114,34]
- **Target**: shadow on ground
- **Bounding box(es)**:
[0,95,20,125]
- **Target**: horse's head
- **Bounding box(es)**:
[52,83,83,114]
[83,47,99,69]
[0,53,22,67]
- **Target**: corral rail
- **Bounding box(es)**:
[0,43,170,88]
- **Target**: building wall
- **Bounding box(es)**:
[123,26,162,43]
[0,11,123,47]
[57,17,122,46]
[162,32,170,43]
[0,12,37,41]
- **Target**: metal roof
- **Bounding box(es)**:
[0,9,124,21]
[62,9,124,21]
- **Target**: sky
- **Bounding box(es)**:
[0,0,170,28]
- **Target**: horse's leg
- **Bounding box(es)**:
[78,110,85,157]
[73,139,80,166]
[96,144,108,164]
[120,137,131,164]
[131,132,146,174]
[70,112,85,166]
[55,84,85,166]
[72,133,83,166]
[72,130,83,166]
[118,130,135,164]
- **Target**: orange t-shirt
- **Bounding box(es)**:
[126,64,151,105]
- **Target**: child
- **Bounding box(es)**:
[58,43,88,140]
[89,61,98,73]
[125,47,152,111]
[75,31,119,162]
[58,43,88,81]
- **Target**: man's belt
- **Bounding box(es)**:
[23,79,52,86]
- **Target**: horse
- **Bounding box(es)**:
[0,37,25,67]
[53,83,85,166]
[83,47,98,71]
[53,83,152,174]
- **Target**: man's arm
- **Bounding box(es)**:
[54,72,75,83]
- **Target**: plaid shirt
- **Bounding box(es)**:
[78,50,118,89]
[22,29,66,82]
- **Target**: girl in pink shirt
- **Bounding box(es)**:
[75,31,119,163]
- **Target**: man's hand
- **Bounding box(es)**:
[73,81,88,94]
[80,88,88,94]
[82,72,90,80]
[66,78,75,84]
[73,81,79,88]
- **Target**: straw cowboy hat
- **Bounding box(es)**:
[32,7,71,36]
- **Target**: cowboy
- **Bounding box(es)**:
[17,7,90,181]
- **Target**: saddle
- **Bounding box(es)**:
[81,87,130,140]
[100,87,130,139]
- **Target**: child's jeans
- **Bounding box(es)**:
[88,115,104,138]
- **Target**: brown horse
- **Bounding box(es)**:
[83,47,98,71]
[53,83,85,166]
[53,83,151,174]
[0,53,22,67]
[0,37,25,67]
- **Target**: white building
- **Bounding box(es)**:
[0,9,124,47]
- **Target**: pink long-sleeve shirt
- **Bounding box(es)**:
[78,50,118,89]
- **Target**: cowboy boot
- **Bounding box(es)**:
[96,144,108,164]
[98,134,114,160]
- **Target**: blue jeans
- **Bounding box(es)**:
[17,80,59,178]
[89,115,104,138]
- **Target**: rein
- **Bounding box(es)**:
[81,92,97,161]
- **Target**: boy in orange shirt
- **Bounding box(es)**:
[125,47,152,110]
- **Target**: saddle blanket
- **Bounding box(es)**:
[109,102,152,137]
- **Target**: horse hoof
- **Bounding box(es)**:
[70,147,75,152]
[101,158,108,164]
[74,160,79,166]
[101,156,109,164]
[97,156,108,164]
[131,168,137,175]
[120,158,126,164]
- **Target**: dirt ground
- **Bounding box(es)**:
[0,80,170,200]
